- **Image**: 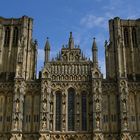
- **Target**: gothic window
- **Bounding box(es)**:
[4,27,10,46]
[68,88,75,131]
[13,27,19,46]
[132,28,137,46]
[81,92,87,131]
[55,91,62,131]
[124,27,129,47]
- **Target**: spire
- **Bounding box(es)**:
[92,37,97,51]
[44,37,50,64]
[45,37,50,51]
[68,32,74,49]
[92,37,98,67]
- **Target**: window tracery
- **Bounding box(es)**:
[55,91,62,131]
[68,88,75,131]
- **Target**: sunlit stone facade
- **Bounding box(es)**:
[0,16,140,140]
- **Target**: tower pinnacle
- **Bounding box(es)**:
[44,37,50,64]
[92,37,98,67]
[68,32,74,49]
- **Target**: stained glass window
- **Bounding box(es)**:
[55,91,62,131]
[82,92,87,130]
[68,88,75,131]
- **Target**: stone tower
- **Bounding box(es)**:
[0,16,37,81]
[105,17,140,81]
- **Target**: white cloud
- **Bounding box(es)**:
[80,15,107,29]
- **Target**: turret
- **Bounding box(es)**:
[44,37,50,64]
[68,32,74,49]
[92,38,98,67]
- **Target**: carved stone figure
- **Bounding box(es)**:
[95,99,100,111]
[42,100,47,112]
[96,116,100,129]
[15,99,20,112]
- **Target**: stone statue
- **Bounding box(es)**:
[42,121,47,130]
[96,99,100,111]
[15,99,20,112]
[14,119,18,130]
[123,117,128,130]
[42,100,47,112]
[96,117,100,129]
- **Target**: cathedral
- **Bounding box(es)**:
[0,16,140,140]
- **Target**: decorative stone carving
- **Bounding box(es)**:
[39,134,50,140]
[94,133,104,140]
[121,133,131,140]
[10,134,22,140]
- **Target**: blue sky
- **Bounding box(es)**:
[0,0,139,76]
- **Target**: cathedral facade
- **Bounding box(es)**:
[0,16,140,140]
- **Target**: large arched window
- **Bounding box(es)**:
[124,27,129,47]
[132,28,137,46]
[81,91,87,131]
[4,27,10,46]
[55,91,62,131]
[68,88,75,131]
[13,27,19,46]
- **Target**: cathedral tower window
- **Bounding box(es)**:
[124,27,129,47]
[4,27,10,46]
[81,92,87,131]
[68,88,75,131]
[55,91,62,131]
[13,27,19,46]
[132,27,137,47]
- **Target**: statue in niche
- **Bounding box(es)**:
[122,99,127,111]
[50,120,53,131]
[15,99,20,113]
[123,117,128,130]
[42,118,47,130]
[96,116,100,129]
[42,99,47,112]
[50,101,53,112]
[95,99,100,111]
[62,118,66,130]
[14,117,18,130]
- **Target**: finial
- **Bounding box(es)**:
[47,37,49,40]
[93,37,96,40]
[70,32,72,37]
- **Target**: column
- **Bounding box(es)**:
[10,78,25,140]
[92,75,104,140]
[119,79,132,140]
[39,79,51,140]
